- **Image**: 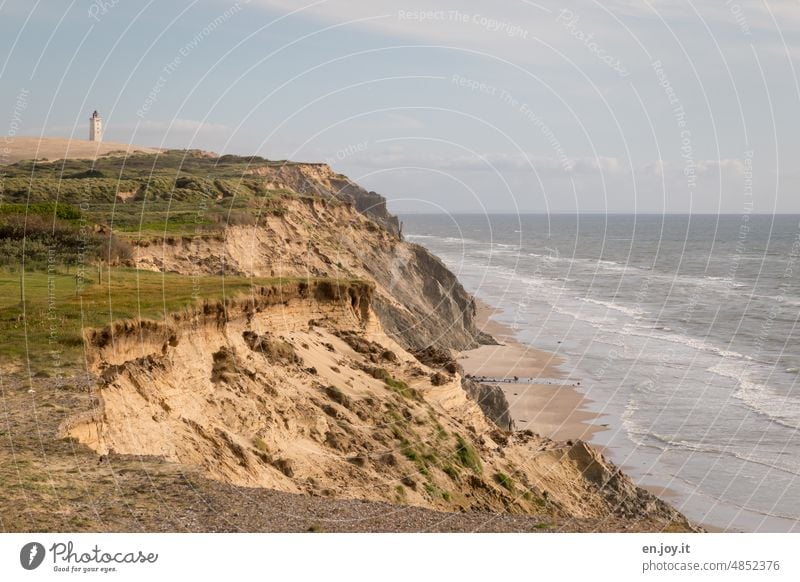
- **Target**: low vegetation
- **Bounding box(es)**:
[454,435,482,474]
[0,266,336,374]
[0,204,132,268]
[493,472,515,492]
[0,150,322,241]
[384,375,422,400]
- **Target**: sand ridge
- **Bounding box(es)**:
[1,136,161,165]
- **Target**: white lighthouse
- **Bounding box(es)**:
[89,110,102,142]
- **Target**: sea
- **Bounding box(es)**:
[401,213,800,532]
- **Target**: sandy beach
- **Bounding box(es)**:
[459,301,605,443]
[459,303,716,525]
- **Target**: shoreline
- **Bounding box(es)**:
[461,299,722,531]
[459,300,606,443]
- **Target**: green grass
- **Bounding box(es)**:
[0,266,322,374]
[1,150,327,206]
[493,472,515,492]
[90,196,288,238]
[0,150,364,372]
[1,149,302,185]
[384,376,421,400]
[0,202,82,220]
[1,149,330,240]
[402,447,420,463]
[454,435,482,474]
[442,465,459,481]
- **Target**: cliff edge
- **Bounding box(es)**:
[61,280,691,528]
[0,147,697,531]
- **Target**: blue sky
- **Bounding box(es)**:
[2,0,799,213]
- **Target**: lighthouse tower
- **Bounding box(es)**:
[89,110,102,142]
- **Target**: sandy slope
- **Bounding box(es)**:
[130,195,483,351]
[0,136,160,165]
[59,281,694,528]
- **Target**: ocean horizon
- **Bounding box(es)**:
[397,212,800,216]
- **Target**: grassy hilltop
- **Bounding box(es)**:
[0,149,350,375]
[0,149,325,267]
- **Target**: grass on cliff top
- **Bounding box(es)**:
[1,149,305,182]
[0,266,356,375]
[0,149,326,242]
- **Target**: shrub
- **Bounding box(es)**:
[0,213,130,266]
[0,202,81,220]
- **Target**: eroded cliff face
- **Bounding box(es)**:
[244,163,401,236]
[62,282,691,527]
[132,192,485,351]
[79,161,698,529]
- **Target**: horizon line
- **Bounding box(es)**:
[394,212,800,216]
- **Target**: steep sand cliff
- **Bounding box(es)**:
[0,147,695,530]
[60,280,691,526]
[244,163,400,236]
[130,194,486,352]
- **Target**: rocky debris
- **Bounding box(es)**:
[211,347,238,384]
[333,330,397,363]
[461,378,515,431]
[562,440,683,523]
[475,330,500,345]
[243,331,303,366]
[430,372,449,386]
[412,346,462,374]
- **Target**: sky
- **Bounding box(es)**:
[1,0,799,214]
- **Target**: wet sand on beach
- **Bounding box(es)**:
[459,301,605,443]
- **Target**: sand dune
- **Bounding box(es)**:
[0,136,160,165]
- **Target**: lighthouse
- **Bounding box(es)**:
[89,110,102,142]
